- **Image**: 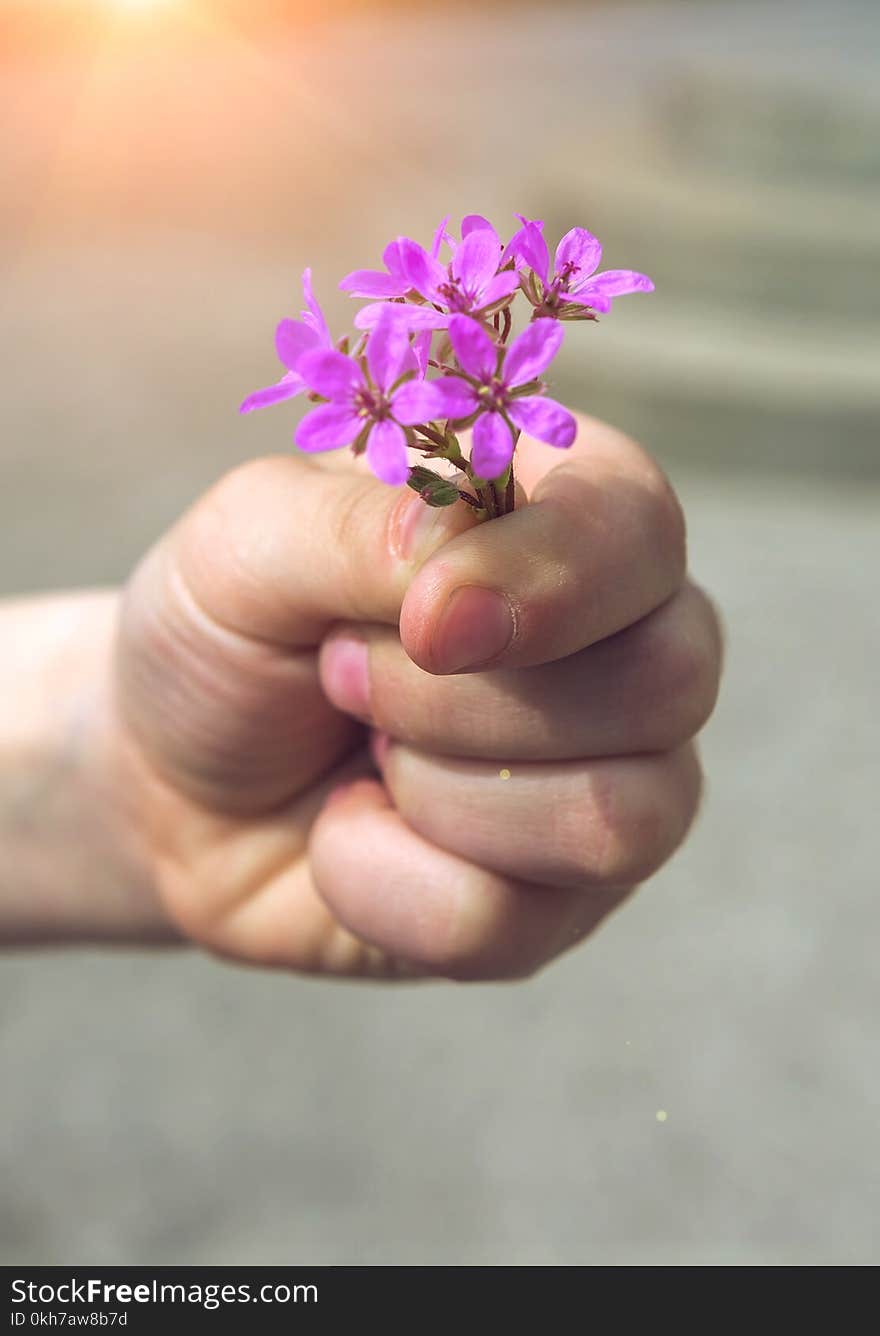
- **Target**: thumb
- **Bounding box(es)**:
[115,455,477,812]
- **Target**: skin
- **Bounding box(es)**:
[0,415,722,980]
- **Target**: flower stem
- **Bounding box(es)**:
[477,481,498,518]
[472,460,516,519]
[491,462,515,516]
[504,463,516,513]
[414,424,449,451]
[490,427,521,517]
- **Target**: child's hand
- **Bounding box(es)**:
[114,415,721,980]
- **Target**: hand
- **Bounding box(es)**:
[111,415,721,980]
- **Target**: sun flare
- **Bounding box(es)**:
[106,0,174,11]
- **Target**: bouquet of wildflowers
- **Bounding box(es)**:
[241,214,653,519]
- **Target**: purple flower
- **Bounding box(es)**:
[499,213,546,269]
[513,222,654,315]
[457,213,545,269]
[242,213,650,513]
[460,213,496,239]
[338,240,411,301]
[239,269,332,414]
[338,216,450,300]
[436,316,577,480]
[354,224,520,333]
[411,328,432,379]
[295,309,446,485]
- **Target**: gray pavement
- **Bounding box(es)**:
[1,0,878,1267]
[2,474,879,1267]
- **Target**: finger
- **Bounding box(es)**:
[513,411,644,494]
[174,454,480,647]
[308,779,624,980]
[372,739,703,890]
[152,765,617,982]
[148,749,403,977]
[399,416,687,674]
[319,582,722,759]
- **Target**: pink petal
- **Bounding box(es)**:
[503,318,564,387]
[239,370,304,414]
[503,221,549,282]
[575,269,655,302]
[383,239,407,277]
[367,310,411,393]
[447,315,498,381]
[554,228,602,282]
[354,302,448,332]
[295,403,363,453]
[461,214,498,240]
[339,269,410,298]
[400,342,418,377]
[300,268,331,345]
[471,412,514,481]
[366,418,409,485]
[398,238,446,302]
[392,379,448,424]
[430,215,451,260]
[412,329,432,379]
[507,395,577,448]
[500,214,545,268]
[298,349,363,401]
[391,378,444,425]
[434,377,479,421]
[478,270,521,308]
[567,291,612,314]
[275,319,320,371]
[452,227,502,294]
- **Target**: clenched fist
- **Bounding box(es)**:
[110,415,721,980]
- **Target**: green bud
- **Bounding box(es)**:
[407,466,461,507]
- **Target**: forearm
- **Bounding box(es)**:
[0,591,175,944]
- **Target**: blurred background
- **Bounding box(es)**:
[1,0,878,1265]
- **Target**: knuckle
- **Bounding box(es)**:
[618,583,723,746]
[212,454,281,498]
[589,771,667,884]
[575,755,702,887]
[647,468,688,581]
[184,458,291,605]
[204,456,291,531]
[652,592,723,738]
[423,874,556,982]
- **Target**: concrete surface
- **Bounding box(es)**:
[1,0,878,1267]
[2,473,879,1267]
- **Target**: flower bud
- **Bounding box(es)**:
[407,466,461,507]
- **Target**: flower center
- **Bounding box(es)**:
[437,276,474,313]
[555,260,579,291]
[477,377,508,413]
[354,386,389,420]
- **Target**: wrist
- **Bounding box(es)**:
[0,590,179,945]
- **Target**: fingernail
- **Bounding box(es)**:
[321,636,371,717]
[431,586,515,673]
[393,491,448,562]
